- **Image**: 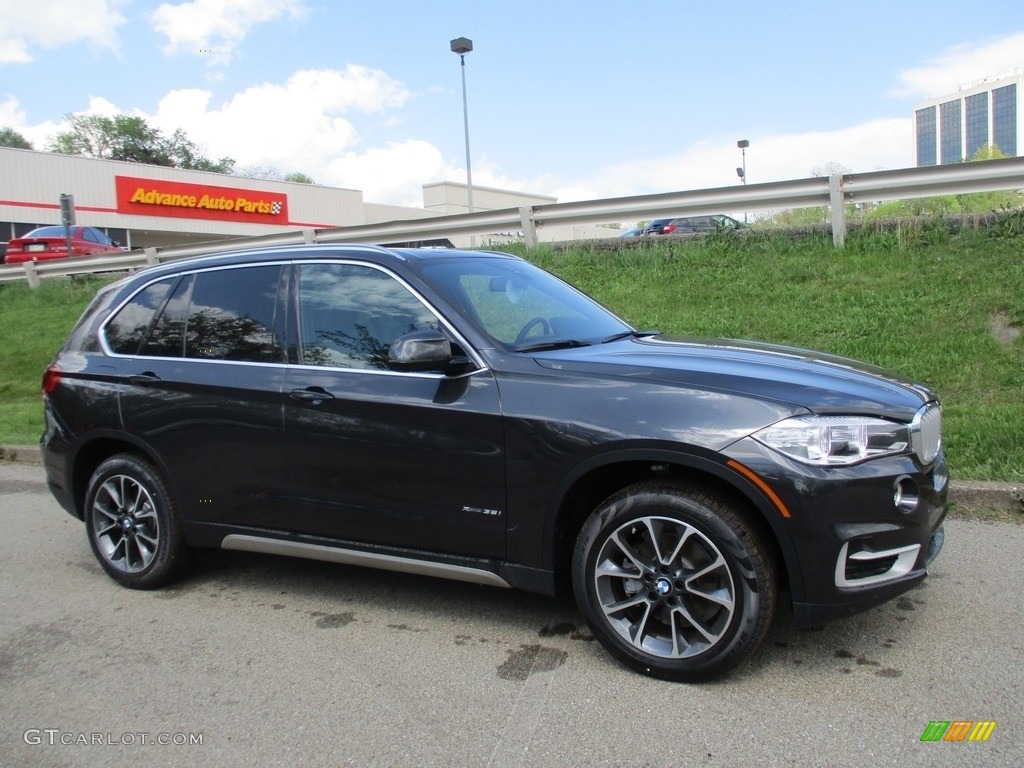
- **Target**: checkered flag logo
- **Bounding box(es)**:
[270,201,282,215]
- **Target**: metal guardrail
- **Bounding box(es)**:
[2,156,1023,286]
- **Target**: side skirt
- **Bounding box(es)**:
[222,534,512,589]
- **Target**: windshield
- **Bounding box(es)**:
[23,226,69,238]
[417,256,631,350]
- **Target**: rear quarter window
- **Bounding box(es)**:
[104,277,177,355]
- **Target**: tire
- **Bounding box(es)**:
[84,453,191,589]
[572,482,777,682]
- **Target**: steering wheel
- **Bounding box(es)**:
[514,316,551,346]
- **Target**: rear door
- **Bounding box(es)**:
[114,264,289,526]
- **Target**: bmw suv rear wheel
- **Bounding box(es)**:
[572,482,777,681]
[84,454,191,589]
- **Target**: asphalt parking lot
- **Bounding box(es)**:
[1,460,1022,768]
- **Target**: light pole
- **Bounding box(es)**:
[450,37,475,239]
[736,139,749,223]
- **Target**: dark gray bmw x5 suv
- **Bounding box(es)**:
[41,244,947,681]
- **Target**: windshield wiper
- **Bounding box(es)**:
[515,339,593,353]
[600,330,659,344]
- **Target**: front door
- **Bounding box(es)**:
[278,261,506,559]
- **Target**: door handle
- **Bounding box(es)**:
[128,372,162,385]
[289,387,335,404]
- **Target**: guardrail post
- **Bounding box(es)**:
[144,247,159,265]
[302,229,316,244]
[829,174,846,248]
[519,207,539,249]
[22,260,40,288]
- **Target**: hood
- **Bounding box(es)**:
[531,335,935,422]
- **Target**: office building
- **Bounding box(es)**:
[914,70,1022,166]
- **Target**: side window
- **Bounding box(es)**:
[104,277,178,355]
[142,275,193,357]
[297,263,440,369]
[184,266,283,362]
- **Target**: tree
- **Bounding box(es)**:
[48,113,234,173]
[810,161,852,178]
[0,127,33,149]
[237,166,315,184]
[283,171,315,184]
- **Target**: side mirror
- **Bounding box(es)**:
[387,329,453,373]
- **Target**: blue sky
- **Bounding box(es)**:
[2,0,1023,207]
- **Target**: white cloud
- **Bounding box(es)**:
[1,95,121,149]
[0,0,127,64]
[146,67,413,174]
[151,0,307,63]
[891,32,1024,100]
[326,141,463,207]
[532,118,913,204]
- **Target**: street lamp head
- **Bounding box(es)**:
[450,37,473,55]
[737,139,750,149]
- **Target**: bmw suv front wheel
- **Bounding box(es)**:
[572,482,777,681]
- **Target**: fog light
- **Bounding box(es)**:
[894,476,919,513]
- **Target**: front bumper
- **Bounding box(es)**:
[724,438,949,626]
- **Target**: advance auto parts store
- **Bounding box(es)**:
[0,147,469,254]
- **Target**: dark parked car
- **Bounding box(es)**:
[5,225,124,263]
[643,214,742,235]
[41,244,947,681]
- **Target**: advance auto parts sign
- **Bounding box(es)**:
[115,176,288,225]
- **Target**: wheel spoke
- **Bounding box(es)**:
[641,518,668,564]
[671,604,721,645]
[626,602,654,647]
[664,525,696,568]
[609,530,652,573]
[684,552,735,609]
[595,556,642,580]
[100,480,122,510]
[601,592,650,618]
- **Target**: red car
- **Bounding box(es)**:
[4,226,125,263]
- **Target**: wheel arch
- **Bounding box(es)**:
[545,447,803,602]
[70,433,173,520]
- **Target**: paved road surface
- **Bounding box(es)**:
[1,461,1021,767]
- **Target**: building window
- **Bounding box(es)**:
[992,84,1018,157]
[940,100,962,164]
[916,106,937,166]
[965,92,989,159]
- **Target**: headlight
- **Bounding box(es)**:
[753,415,912,466]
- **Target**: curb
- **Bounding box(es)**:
[0,445,42,464]
[2,444,1021,515]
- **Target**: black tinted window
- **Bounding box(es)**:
[142,275,193,357]
[297,264,439,369]
[185,266,283,362]
[105,277,177,355]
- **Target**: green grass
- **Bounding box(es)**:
[2,219,1022,481]
[0,276,113,444]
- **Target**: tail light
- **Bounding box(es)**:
[663,224,676,234]
[42,364,62,395]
